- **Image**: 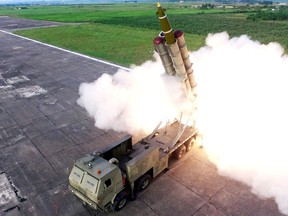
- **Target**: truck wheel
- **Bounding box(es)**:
[174,145,186,160]
[185,137,195,152]
[136,174,152,191]
[113,192,127,211]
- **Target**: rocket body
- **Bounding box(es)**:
[154,3,196,92]
[156,2,175,45]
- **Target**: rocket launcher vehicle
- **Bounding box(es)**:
[154,2,196,92]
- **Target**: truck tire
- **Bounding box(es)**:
[113,192,127,211]
[185,137,195,152]
[174,145,186,160]
[82,201,87,207]
[136,174,152,191]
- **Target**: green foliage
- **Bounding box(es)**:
[247,6,288,21]
[0,3,241,22]
[1,3,287,66]
[93,12,288,51]
[15,23,205,66]
[0,4,153,22]
[200,4,215,10]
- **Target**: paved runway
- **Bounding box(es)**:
[0,16,284,216]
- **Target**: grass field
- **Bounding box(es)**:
[0,3,287,66]
[16,23,205,66]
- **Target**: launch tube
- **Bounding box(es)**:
[167,42,186,77]
[153,36,175,75]
[174,30,197,89]
[166,41,191,91]
[155,2,196,92]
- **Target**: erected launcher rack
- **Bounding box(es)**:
[154,2,197,93]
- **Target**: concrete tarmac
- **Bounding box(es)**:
[0,17,284,216]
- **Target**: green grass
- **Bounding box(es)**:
[16,23,205,66]
[0,3,238,22]
[1,3,287,66]
[0,4,154,22]
[93,12,288,51]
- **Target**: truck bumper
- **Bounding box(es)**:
[68,185,104,211]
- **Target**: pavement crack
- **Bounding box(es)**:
[137,195,160,216]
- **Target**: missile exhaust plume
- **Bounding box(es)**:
[77,32,288,214]
[77,54,194,137]
[193,32,288,215]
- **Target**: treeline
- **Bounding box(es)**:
[247,6,288,21]
[200,3,215,9]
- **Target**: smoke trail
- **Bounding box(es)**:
[193,32,288,215]
[77,53,194,137]
[77,32,288,214]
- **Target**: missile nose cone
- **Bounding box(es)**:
[174,30,184,38]
[156,2,166,17]
[153,36,165,45]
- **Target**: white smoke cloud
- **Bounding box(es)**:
[77,31,288,215]
[77,54,194,136]
[193,32,288,215]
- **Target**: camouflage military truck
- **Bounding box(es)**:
[68,120,197,211]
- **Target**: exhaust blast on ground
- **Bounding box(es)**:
[194,32,288,215]
[77,31,288,215]
[77,54,195,137]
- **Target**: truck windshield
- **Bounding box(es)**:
[70,166,99,194]
[70,166,84,184]
[82,172,99,194]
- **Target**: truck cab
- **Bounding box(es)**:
[69,135,133,211]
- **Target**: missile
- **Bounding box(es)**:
[154,2,196,92]
[156,2,175,45]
